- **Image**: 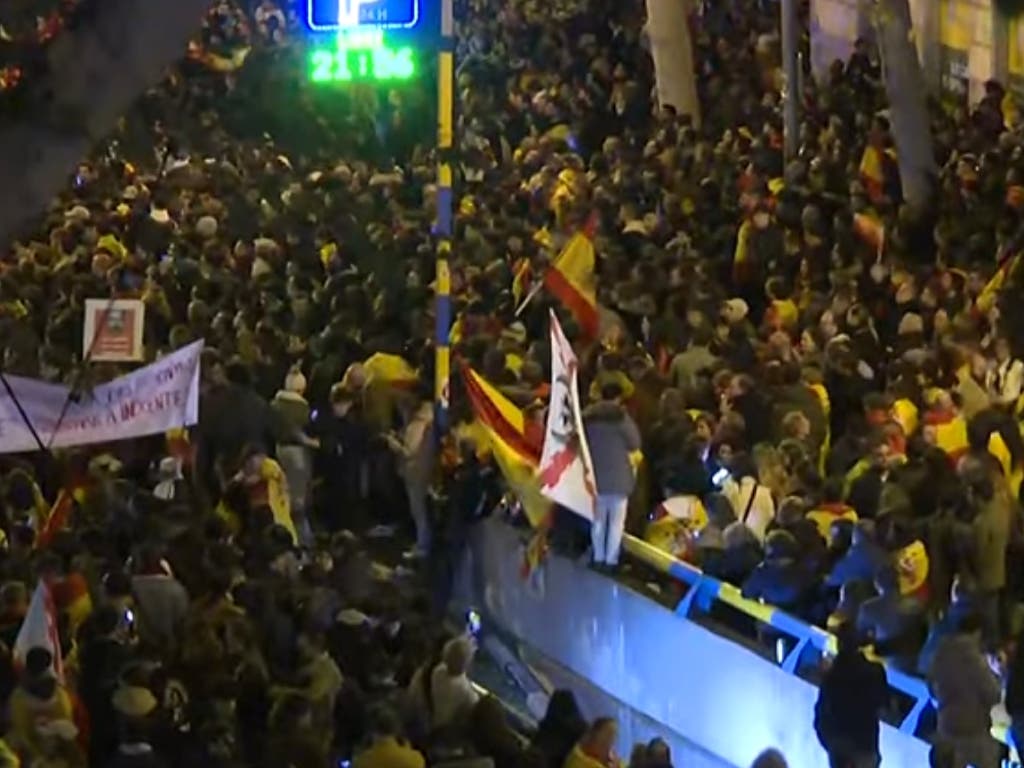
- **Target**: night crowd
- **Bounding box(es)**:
[1,0,1024,766]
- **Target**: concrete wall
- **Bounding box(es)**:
[457,519,932,768]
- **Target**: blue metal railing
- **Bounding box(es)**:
[622,535,937,737]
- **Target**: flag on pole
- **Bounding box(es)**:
[511,257,533,307]
[543,220,599,338]
[14,581,64,682]
[977,250,1023,314]
[36,490,75,549]
[463,368,551,528]
[538,311,596,520]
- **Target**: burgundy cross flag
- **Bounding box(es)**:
[538,310,596,520]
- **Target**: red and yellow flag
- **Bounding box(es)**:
[463,368,551,529]
[859,146,896,205]
[853,211,885,256]
[544,223,599,339]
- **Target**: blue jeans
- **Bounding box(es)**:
[591,494,628,565]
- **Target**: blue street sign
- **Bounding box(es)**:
[307,0,420,31]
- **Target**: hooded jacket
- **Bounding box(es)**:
[582,401,641,497]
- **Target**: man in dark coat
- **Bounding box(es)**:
[814,623,888,768]
[311,384,369,531]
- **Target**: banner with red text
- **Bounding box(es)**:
[0,341,202,454]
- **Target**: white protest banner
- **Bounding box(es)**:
[538,310,596,520]
[0,341,202,454]
[83,298,146,362]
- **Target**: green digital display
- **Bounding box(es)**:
[309,29,416,82]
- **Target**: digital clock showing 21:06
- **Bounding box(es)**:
[308,30,417,82]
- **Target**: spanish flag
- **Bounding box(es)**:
[853,211,885,256]
[544,221,599,339]
[859,145,897,205]
[463,368,551,528]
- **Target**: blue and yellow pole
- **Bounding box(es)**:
[434,0,454,435]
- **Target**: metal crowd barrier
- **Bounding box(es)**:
[620,535,937,738]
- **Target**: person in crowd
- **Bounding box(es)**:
[721,453,775,542]
[312,383,370,532]
[826,522,889,590]
[470,696,527,768]
[532,690,587,768]
[8,648,78,765]
[271,366,316,544]
[583,384,642,570]
[927,613,1002,768]
[984,337,1024,408]
[385,386,437,560]
[128,545,188,656]
[749,749,788,768]
[353,705,426,768]
[670,324,719,393]
[855,565,927,672]
[918,575,978,676]
[741,530,814,617]
[962,462,1011,647]
[430,636,479,732]
[814,623,888,768]
[644,738,673,768]
[563,717,621,768]
[4,0,1024,763]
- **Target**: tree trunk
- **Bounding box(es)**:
[0,0,214,248]
[875,0,937,213]
[644,0,700,127]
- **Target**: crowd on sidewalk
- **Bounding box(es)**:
[3,0,1024,765]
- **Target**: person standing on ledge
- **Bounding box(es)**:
[583,383,641,572]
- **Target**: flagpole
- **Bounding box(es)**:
[514,278,545,319]
[434,0,454,436]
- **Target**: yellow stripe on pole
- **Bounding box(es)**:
[438,162,453,188]
[436,349,450,403]
[438,51,454,149]
[436,254,451,295]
